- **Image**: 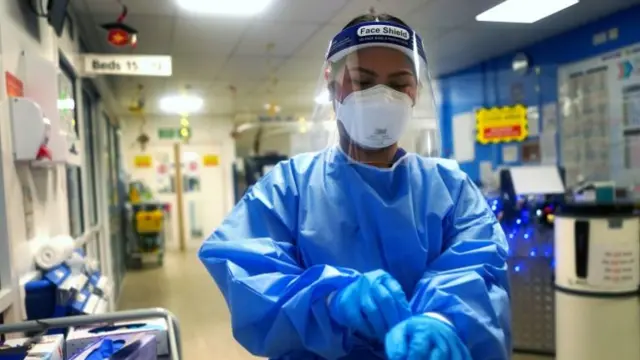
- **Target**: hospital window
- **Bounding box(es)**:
[59,57,84,238]
[105,115,125,295]
[82,84,99,226]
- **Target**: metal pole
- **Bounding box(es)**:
[173,143,186,252]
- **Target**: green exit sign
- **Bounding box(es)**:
[158,127,191,140]
[158,128,177,139]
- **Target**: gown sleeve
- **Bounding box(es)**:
[410,171,511,360]
[198,161,359,359]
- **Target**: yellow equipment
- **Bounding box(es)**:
[135,209,164,234]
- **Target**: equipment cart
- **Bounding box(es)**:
[125,201,169,268]
[0,308,182,359]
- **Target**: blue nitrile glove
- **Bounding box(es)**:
[385,315,472,360]
[329,269,411,341]
[85,339,126,360]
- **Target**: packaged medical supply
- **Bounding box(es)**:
[0,334,64,360]
[66,319,168,357]
[68,334,156,360]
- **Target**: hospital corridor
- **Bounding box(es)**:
[0,0,640,359]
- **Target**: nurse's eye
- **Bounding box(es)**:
[389,83,410,91]
[351,79,374,90]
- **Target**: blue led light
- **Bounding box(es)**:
[529,250,536,257]
[516,219,522,225]
[509,234,514,239]
[514,265,521,272]
[491,205,497,211]
[524,233,529,239]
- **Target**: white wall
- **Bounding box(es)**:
[259,132,293,156]
[0,2,118,322]
[119,116,236,248]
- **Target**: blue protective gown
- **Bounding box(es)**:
[199,147,511,360]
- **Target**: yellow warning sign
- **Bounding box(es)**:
[476,105,529,144]
[203,154,219,167]
[133,154,152,168]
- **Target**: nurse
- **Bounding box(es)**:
[199,13,511,360]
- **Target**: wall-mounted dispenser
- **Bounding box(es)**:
[7,97,69,165]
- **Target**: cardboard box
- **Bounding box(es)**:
[0,334,64,360]
[66,319,167,357]
[69,334,156,360]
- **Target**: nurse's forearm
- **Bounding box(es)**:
[202,247,359,359]
[410,269,511,360]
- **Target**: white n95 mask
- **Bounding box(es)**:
[336,85,413,149]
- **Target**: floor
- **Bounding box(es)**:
[118,251,552,360]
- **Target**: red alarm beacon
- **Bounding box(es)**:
[101,22,138,48]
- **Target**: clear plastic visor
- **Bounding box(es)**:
[310,42,441,167]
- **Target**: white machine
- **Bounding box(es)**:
[7,97,69,164]
[555,204,640,360]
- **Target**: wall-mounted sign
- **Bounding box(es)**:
[83,54,172,77]
[134,154,152,168]
[476,105,528,144]
[5,72,23,97]
[618,57,640,79]
[158,128,177,139]
[203,154,219,167]
[158,127,191,140]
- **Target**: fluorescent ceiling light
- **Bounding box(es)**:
[176,0,273,16]
[314,90,331,105]
[476,0,579,24]
[159,95,203,115]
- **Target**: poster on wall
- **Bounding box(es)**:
[134,154,152,168]
[521,140,541,163]
[558,43,640,187]
[475,105,529,144]
[542,103,558,133]
[502,144,520,164]
[527,106,540,136]
[5,72,23,97]
[203,154,219,167]
[452,112,475,162]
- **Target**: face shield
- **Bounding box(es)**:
[310,20,440,166]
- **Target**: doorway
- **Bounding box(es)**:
[179,144,226,249]
[137,143,227,250]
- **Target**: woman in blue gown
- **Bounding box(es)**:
[199,13,511,360]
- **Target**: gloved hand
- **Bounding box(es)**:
[328,269,411,341]
[385,315,472,360]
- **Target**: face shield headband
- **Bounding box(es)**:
[325,21,428,79]
[308,20,439,165]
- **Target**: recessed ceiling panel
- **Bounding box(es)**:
[258,0,349,23]
[234,22,320,57]
[172,17,249,55]
[217,55,286,82]
[330,0,433,25]
[276,57,323,82]
[81,0,178,16]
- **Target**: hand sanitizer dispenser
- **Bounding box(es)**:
[9,97,52,162]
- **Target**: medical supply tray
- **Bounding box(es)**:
[0,308,181,360]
